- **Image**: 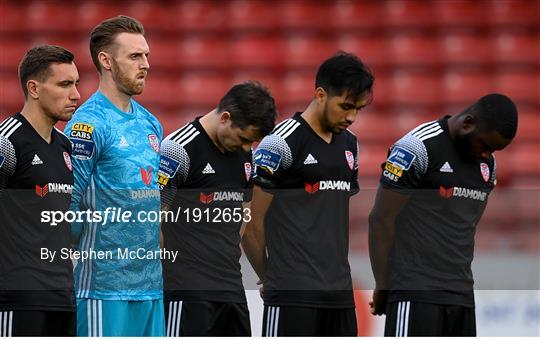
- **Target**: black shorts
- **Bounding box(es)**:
[164,300,251,336]
[384,301,476,337]
[0,310,76,336]
[262,305,357,337]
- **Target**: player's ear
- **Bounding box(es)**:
[461,114,477,134]
[219,111,231,124]
[26,79,39,99]
[98,51,112,71]
[315,87,327,105]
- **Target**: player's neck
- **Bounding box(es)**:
[98,80,132,113]
[20,104,55,144]
[199,110,226,153]
[301,103,333,143]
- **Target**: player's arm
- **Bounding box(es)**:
[239,201,251,238]
[0,136,16,193]
[158,138,189,248]
[368,135,428,315]
[64,119,104,248]
[241,133,291,282]
[241,186,273,280]
[368,187,409,315]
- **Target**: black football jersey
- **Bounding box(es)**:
[380,116,497,307]
[253,112,359,308]
[0,113,75,311]
[159,117,253,303]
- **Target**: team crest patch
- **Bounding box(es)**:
[148,134,159,152]
[480,163,490,182]
[63,152,72,171]
[69,122,95,160]
[387,146,416,170]
[345,151,354,170]
[244,162,252,182]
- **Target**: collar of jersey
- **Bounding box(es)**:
[95,91,137,120]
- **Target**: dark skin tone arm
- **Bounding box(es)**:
[368,186,410,315]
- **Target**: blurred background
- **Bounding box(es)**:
[1,0,538,335]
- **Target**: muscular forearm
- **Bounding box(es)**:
[368,212,396,290]
[241,222,267,281]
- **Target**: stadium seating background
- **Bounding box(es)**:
[0,0,538,253]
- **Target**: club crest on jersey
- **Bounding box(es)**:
[140,166,153,186]
[63,152,72,171]
[148,134,159,152]
[345,151,354,170]
[244,162,252,182]
[480,163,490,182]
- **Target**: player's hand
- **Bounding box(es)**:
[257,279,264,299]
[369,289,388,315]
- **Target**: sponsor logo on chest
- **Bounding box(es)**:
[439,186,487,201]
[305,180,351,194]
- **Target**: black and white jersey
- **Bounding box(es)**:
[159,117,253,303]
[253,112,359,308]
[0,113,75,311]
[380,116,496,307]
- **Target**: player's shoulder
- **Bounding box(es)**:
[272,116,302,141]
[163,121,200,152]
[54,127,72,148]
[69,94,111,129]
[132,100,161,125]
[0,115,24,142]
[396,120,445,152]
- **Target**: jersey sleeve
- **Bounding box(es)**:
[158,138,190,209]
[0,136,16,191]
[379,133,429,189]
[351,141,360,194]
[253,133,293,190]
[64,112,109,242]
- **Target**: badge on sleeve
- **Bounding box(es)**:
[70,123,95,160]
[387,146,416,170]
[254,149,281,174]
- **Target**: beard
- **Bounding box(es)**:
[111,59,145,96]
[322,103,347,134]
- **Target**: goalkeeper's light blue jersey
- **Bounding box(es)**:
[65,91,163,300]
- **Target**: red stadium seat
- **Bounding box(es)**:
[145,38,180,70]
[358,144,388,177]
[493,32,540,65]
[174,72,232,106]
[488,0,540,27]
[175,36,228,69]
[227,1,277,31]
[125,1,174,32]
[276,1,325,30]
[494,70,540,104]
[328,1,384,31]
[353,110,402,143]
[389,33,443,67]
[442,69,494,105]
[516,108,540,141]
[390,70,442,106]
[0,40,32,70]
[280,71,315,106]
[0,74,23,114]
[231,71,284,104]
[433,0,486,27]
[0,2,24,33]
[74,2,127,32]
[229,35,282,69]
[172,1,226,32]
[335,35,390,68]
[442,32,494,66]
[384,0,436,29]
[138,75,177,108]
[282,35,337,69]
[26,2,76,32]
[509,143,540,176]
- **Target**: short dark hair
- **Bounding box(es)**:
[18,45,74,98]
[467,93,518,139]
[90,15,145,73]
[315,51,374,102]
[217,81,277,137]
